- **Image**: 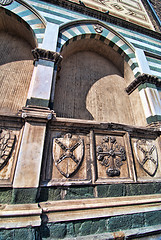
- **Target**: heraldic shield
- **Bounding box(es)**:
[53,134,84,178]
[134,139,158,177]
[0,129,16,171]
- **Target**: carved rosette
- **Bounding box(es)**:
[0,129,16,171]
[96,136,126,177]
[134,139,158,177]
[32,48,63,65]
[53,133,84,178]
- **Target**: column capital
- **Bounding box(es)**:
[126,74,160,95]
[32,48,63,66]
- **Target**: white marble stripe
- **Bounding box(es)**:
[81,25,92,34]
[133,67,140,76]
[147,61,161,69]
[62,31,73,39]
[106,32,115,41]
[23,13,38,21]
[139,89,152,118]
[12,5,27,14]
[150,70,161,78]
[116,39,125,47]
[35,33,45,39]
[30,23,45,29]
[69,26,83,36]
[123,48,134,55]
[111,25,161,47]
[128,58,136,66]
[125,37,161,53]
[28,0,84,19]
[37,10,69,23]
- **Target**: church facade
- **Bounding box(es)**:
[0,0,161,239]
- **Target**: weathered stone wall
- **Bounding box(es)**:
[54,41,138,125]
[0,32,33,114]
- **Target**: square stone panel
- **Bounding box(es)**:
[131,137,161,181]
[95,133,131,182]
[44,131,91,184]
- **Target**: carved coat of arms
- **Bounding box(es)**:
[96,136,126,177]
[53,134,84,178]
[134,139,158,177]
[0,129,16,171]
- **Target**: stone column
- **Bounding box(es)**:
[27,22,61,107]
[126,74,161,125]
[12,23,60,203]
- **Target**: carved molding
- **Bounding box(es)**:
[32,48,63,65]
[19,106,56,122]
[126,74,160,95]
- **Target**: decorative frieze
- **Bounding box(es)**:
[40,120,161,185]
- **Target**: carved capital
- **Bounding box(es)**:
[126,74,161,95]
[32,48,63,65]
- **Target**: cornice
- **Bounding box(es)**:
[41,0,161,40]
[126,74,161,95]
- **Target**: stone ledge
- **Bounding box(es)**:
[0,203,42,229]
[39,194,161,222]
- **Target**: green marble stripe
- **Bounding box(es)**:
[149,66,161,73]
[27,18,42,25]
[130,63,138,70]
[147,115,161,124]
[76,25,86,34]
[138,83,157,91]
[101,28,110,38]
[18,10,31,18]
[120,44,129,51]
[44,16,63,25]
[121,32,161,49]
[111,35,120,43]
[5,1,20,11]
[34,28,45,34]
[67,29,78,37]
[86,24,95,34]
[133,43,161,57]
[26,97,49,107]
[146,56,161,64]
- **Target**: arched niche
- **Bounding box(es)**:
[0,8,36,115]
[54,38,145,125]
